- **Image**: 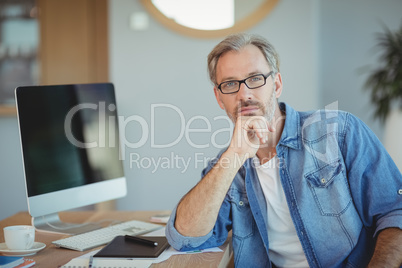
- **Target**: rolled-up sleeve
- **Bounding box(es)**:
[165,206,214,251]
[165,199,232,251]
[342,113,402,237]
[374,211,402,237]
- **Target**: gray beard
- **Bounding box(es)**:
[228,89,277,124]
[263,89,277,123]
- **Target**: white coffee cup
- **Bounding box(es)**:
[3,225,35,250]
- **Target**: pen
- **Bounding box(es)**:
[125,235,158,247]
[88,255,93,268]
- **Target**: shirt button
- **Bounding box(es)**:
[239,201,244,206]
[398,189,402,195]
[321,178,326,184]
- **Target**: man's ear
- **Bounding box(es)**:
[274,72,283,98]
[214,87,225,110]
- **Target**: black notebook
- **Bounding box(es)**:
[93,236,169,259]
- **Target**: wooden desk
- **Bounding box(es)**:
[0,211,232,268]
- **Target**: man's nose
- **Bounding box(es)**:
[236,81,252,100]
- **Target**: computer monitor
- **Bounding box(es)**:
[15,83,127,234]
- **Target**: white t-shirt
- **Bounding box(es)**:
[254,156,309,268]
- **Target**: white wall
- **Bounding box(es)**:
[0,0,401,220]
[319,0,402,140]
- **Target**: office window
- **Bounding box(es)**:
[151,0,234,30]
[0,0,39,105]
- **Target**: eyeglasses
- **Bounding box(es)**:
[217,71,274,94]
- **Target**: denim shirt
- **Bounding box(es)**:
[166,103,402,268]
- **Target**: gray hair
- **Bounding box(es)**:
[207,33,280,85]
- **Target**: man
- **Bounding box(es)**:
[165,33,402,267]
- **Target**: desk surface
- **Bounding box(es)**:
[0,211,232,268]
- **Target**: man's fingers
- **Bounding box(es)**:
[242,118,268,143]
[268,121,276,132]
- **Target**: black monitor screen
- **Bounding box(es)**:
[16,83,124,197]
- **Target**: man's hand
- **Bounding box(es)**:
[229,115,275,159]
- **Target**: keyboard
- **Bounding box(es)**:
[52,220,163,251]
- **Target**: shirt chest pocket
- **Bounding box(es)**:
[305,160,352,216]
[228,188,255,238]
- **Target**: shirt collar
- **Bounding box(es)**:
[277,102,301,150]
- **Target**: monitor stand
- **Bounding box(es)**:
[32,213,101,235]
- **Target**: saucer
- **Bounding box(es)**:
[0,242,46,256]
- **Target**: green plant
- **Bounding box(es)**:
[365,22,402,123]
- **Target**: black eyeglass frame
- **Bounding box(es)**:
[216,71,274,94]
